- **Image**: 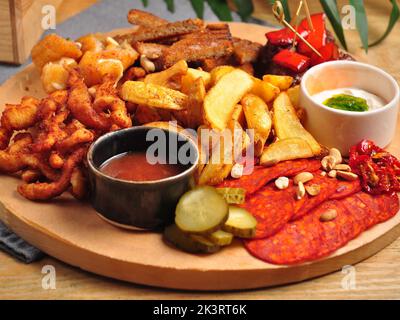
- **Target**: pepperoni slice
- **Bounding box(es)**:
[330,179,362,200]
[240,183,295,238]
[291,173,338,221]
[218,159,321,195]
[245,191,399,265]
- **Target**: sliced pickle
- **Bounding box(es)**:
[175,186,229,234]
[223,206,257,238]
[208,230,233,246]
[163,224,220,254]
[216,187,246,204]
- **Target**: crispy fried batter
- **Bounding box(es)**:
[1,97,40,131]
[67,69,111,130]
[127,9,168,27]
[70,166,88,200]
[56,128,94,154]
[21,170,41,183]
[94,76,132,129]
[18,148,86,201]
[49,152,64,169]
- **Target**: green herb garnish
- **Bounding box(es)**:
[323,94,369,112]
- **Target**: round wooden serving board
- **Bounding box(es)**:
[0,23,399,291]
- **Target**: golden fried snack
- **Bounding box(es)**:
[0,128,11,150]
[94,77,132,129]
[49,152,64,169]
[119,66,147,85]
[56,128,94,154]
[31,34,82,70]
[21,170,41,183]
[144,60,188,88]
[185,77,206,129]
[134,105,162,125]
[67,69,111,131]
[78,42,139,87]
[76,33,105,53]
[1,97,40,131]
[18,148,86,201]
[132,42,167,60]
[32,108,69,153]
[70,167,88,200]
[41,58,78,93]
[121,81,188,111]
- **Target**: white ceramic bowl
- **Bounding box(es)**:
[300,61,399,156]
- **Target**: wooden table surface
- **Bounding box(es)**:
[1,0,400,300]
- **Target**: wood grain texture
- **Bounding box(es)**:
[1,1,400,299]
[0,0,14,62]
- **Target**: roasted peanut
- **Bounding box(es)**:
[140,55,155,73]
[293,172,314,185]
[329,147,342,164]
[337,170,358,181]
[231,163,244,179]
[296,181,306,200]
[320,209,337,222]
[328,170,337,178]
[334,164,351,172]
[321,155,337,171]
[275,176,289,190]
[305,184,321,196]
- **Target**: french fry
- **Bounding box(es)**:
[287,85,300,109]
[231,104,246,128]
[251,79,280,103]
[144,60,188,88]
[121,81,188,110]
[203,69,253,130]
[185,77,206,128]
[260,138,314,166]
[273,92,321,155]
[263,74,293,90]
[241,94,272,157]
[210,66,235,86]
[181,68,211,94]
[197,120,248,185]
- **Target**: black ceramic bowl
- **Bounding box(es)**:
[87,126,199,230]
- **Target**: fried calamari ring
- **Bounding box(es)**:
[93,76,132,129]
[70,167,88,200]
[18,148,86,201]
[67,69,111,131]
[49,152,64,169]
[1,97,40,131]
[56,128,94,154]
[0,128,11,150]
[21,170,41,183]
[0,133,33,172]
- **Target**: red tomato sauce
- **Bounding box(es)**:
[100,152,184,181]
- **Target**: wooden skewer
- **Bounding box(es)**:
[303,0,314,31]
[272,1,322,57]
[291,0,304,50]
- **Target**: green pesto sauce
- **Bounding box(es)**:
[323,94,369,112]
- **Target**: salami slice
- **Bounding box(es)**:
[245,211,323,265]
[245,191,399,265]
[330,179,362,200]
[218,159,321,195]
[291,173,338,221]
[240,183,295,238]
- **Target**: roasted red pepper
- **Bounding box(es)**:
[272,49,310,73]
[266,26,309,46]
[309,42,339,66]
[297,13,327,56]
[349,140,400,194]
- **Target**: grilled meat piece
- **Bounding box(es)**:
[232,38,262,65]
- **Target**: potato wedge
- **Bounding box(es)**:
[181,68,211,94]
[287,85,300,109]
[121,81,188,110]
[198,120,249,185]
[185,77,206,128]
[260,138,314,166]
[204,69,253,130]
[263,74,293,90]
[241,94,272,157]
[231,104,246,128]
[251,79,280,103]
[210,65,235,86]
[144,60,188,88]
[273,92,321,155]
